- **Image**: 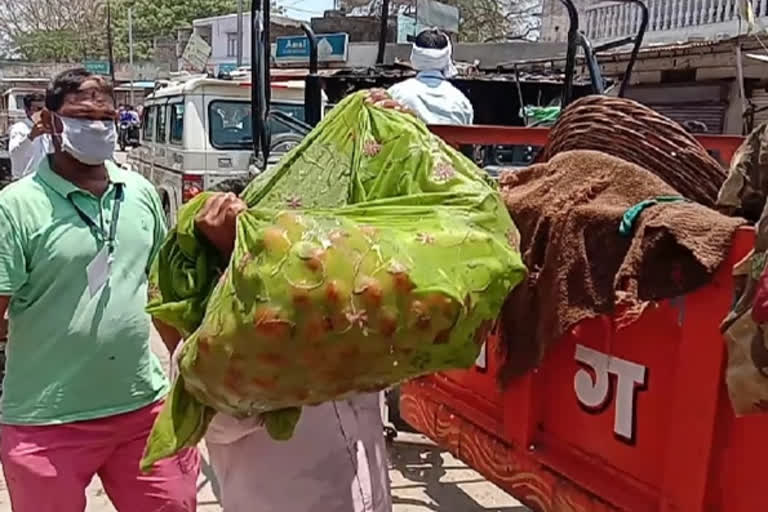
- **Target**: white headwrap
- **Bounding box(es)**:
[410,35,458,78]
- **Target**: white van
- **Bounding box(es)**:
[127,76,326,224]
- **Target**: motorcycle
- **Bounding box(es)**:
[118,119,141,151]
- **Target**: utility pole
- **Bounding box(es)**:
[376,0,390,65]
[236,0,243,67]
[106,0,116,92]
[128,7,135,105]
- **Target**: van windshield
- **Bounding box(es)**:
[209,100,306,150]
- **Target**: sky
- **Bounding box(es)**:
[278,0,336,20]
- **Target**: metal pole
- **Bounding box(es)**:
[617,0,648,98]
[251,0,270,164]
[736,42,747,132]
[558,0,578,108]
[236,0,243,67]
[301,23,321,127]
[128,7,135,105]
[106,0,116,93]
[514,63,527,125]
[377,0,390,65]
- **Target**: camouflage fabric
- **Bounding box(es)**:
[718,122,768,414]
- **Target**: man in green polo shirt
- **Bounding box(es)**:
[0,68,199,511]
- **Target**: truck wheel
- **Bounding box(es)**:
[386,387,416,433]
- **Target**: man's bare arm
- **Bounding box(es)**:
[150,194,245,358]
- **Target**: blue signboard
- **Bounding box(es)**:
[275,33,349,64]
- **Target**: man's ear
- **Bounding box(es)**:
[41,109,61,152]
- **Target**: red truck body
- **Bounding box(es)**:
[401,127,758,512]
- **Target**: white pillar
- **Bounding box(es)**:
[674,0,684,27]
[649,0,658,31]
[686,0,695,26]
[716,0,726,22]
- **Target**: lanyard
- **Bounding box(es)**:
[68,183,125,254]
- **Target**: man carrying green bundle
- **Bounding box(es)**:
[147,88,524,512]
[158,192,393,512]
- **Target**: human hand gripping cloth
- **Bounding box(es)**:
[141,90,526,470]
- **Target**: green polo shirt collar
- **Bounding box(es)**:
[35,157,126,199]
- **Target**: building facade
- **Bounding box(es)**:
[541,0,765,44]
[189,10,565,74]
[538,0,768,135]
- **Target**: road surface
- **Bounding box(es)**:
[0,434,529,511]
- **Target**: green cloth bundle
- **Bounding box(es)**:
[141,90,526,470]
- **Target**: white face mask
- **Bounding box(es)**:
[56,116,116,166]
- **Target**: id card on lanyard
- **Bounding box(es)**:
[69,184,125,297]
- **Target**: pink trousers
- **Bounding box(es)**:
[0,401,200,512]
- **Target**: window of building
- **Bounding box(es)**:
[226,32,238,57]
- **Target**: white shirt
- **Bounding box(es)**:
[9,119,51,179]
[388,70,474,126]
[170,343,390,511]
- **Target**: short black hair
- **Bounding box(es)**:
[45,67,112,112]
[414,29,449,50]
[22,93,44,110]
[211,176,250,195]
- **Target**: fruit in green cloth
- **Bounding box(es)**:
[141,89,526,471]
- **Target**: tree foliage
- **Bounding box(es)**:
[0,0,248,61]
[450,0,541,42]
[110,0,245,61]
[0,0,106,60]
[342,0,541,42]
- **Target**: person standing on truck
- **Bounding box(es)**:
[8,92,51,179]
[0,68,200,512]
[388,29,473,126]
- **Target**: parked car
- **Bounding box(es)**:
[126,76,326,225]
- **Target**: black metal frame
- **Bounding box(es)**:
[377,0,390,65]
[301,24,323,128]
[559,0,649,107]
[249,0,320,163]
[251,0,270,164]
